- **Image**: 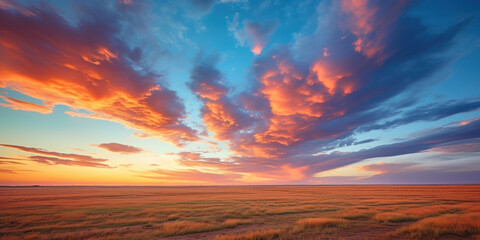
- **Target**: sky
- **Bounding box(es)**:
[0,0,479,185]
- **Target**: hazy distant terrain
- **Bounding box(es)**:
[1,185,479,239]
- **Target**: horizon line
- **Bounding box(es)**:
[1,183,479,188]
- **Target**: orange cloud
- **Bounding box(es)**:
[188,55,228,101]
[340,0,408,62]
[0,144,107,166]
[241,51,352,150]
[0,5,197,145]
[94,143,143,154]
[189,54,254,141]
[251,45,263,55]
[202,100,241,140]
[243,20,279,55]
[28,155,111,168]
[0,96,52,114]
[0,168,20,174]
[0,156,25,165]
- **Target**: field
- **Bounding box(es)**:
[1,185,479,240]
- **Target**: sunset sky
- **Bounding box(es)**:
[0,0,479,185]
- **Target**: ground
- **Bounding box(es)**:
[1,185,479,239]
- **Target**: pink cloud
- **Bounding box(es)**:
[1,144,108,163]
[94,143,143,154]
[229,17,279,55]
[28,155,111,168]
[340,0,408,62]
[0,144,113,168]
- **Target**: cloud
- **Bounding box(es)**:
[0,156,25,165]
[317,161,480,184]
[188,53,255,140]
[357,162,415,174]
[304,119,480,174]
[0,3,197,145]
[93,143,143,154]
[0,144,108,162]
[214,0,470,160]
[28,155,111,168]
[228,16,279,54]
[174,151,228,168]
[339,0,408,62]
[0,168,20,174]
[0,96,53,114]
[429,140,480,153]
[2,0,478,184]
[190,0,217,16]
[119,164,134,167]
[188,54,228,101]
[0,144,112,168]
[359,98,480,132]
[182,0,477,184]
[142,168,242,184]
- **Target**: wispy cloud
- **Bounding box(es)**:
[0,96,52,114]
[228,14,279,54]
[93,143,143,154]
[28,155,111,168]
[0,144,112,168]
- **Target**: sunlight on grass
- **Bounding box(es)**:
[223,219,253,227]
[214,229,281,240]
[394,213,480,238]
[293,217,347,233]
[1,185,479,239]
[160,221,219,236]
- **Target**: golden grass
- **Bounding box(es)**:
[296,218,346,228]
[160,220,219,236]
[394,213,480,238]
[167,213,181,220]
[398,204,461,218]
[341,209,375,220]
[0,185,479,239]
[293,217,347,233]
[214,228,281,240]
[223,219,253,227]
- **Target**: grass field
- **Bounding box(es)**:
[0,185,479,239]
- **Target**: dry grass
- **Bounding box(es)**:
[214,228,281,240]
[398,204,462,218]
[341,208,375,220]
[160,220,219,236]
[394,213,480,238]
[167,213,181,220]
[0,185,479,239]
[293,217,347,233]
[223,219,253,227]
[296,218,346,228]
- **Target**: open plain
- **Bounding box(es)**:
[1,185,479,240]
